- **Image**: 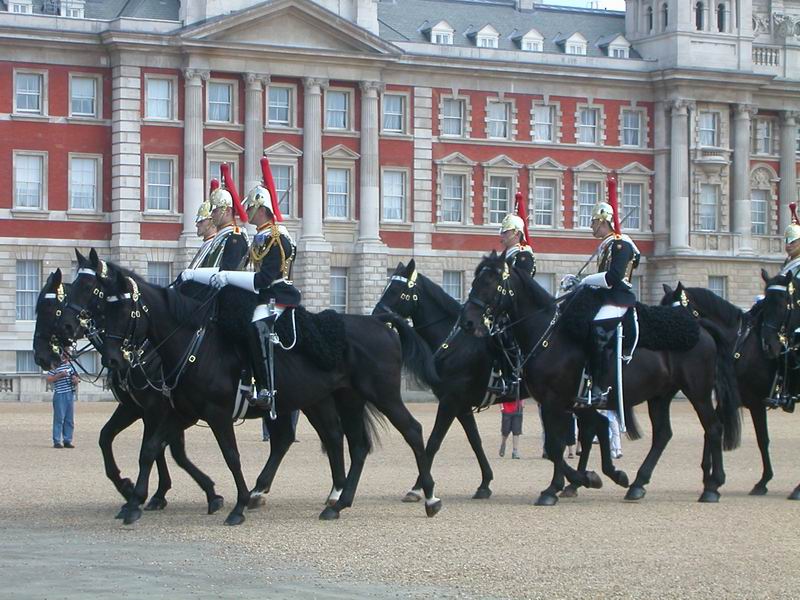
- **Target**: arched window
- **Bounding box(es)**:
[717,3,726,32]
[647,6,654,31]
[695,2,704,30]
[662,3,669,29]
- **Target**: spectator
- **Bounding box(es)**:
[46,352,78,449]
[499,399,523,459]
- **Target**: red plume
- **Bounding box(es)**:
[514,192,531,246]
[260,156,284,222]
[607,175,620,235]
[791,202,799,225]
[220,162,248,223]
[209,178,220,195]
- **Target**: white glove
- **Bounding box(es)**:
[581,272,610,289]
[181,269,195,282]
[560,274,580,292]
[210,271,230,289]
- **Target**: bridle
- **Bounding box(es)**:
[761,279,799,355]
[59,267,108,345]
[375,269,419,316]
[670,289,700,318]
[35,282,69,359]
[465,261,514,335]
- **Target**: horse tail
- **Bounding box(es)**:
[375,313,440,388]
[699,317,742,450]
[623,398,642,440]
[362,401,388,454]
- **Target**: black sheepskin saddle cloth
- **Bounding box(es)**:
[559,287,700,352]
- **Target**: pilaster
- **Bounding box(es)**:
[732,104,757,255]
[244,73,269,192]
[780,111,799,231]
[669,99,693,253]
[358,81,384,244]
[301,77,328,243]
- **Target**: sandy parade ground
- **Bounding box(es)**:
[0,400,798,599]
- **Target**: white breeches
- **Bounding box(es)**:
[252,303,285,322]
[593,305,628,321]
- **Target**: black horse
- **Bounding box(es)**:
[35,266,224,517]
[755,270,800,501]
[373,259,624,500]
[459,252,741,505]
[660,281,783,496]
[96,262,442,525]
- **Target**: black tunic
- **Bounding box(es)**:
[595,234,639,307]
[252,227,301,307]
[505,243,536,278]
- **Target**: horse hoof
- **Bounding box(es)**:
[144,497,167,511]
[749,485,768,496]
[224,512,245,526]
[698,490,720,503]
[114,505,127,520]
[402,490,423,503]
[425,500,443,517]
[615,471,630,488]
[123,507,142,525]
[787,487,800,501]
[586,471,603,489]
[319,506,340,521]
[624,485,646,501]
[208,495,224,514]
[534,493,559,506]
[472,488,492,500]
[559,485,579,498]
[247,494,265,510]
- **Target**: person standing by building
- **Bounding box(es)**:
[499,398,523,459]
[46,352,78,448]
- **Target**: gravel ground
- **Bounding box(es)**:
[1,401,798,599]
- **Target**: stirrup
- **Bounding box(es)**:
[575,378,609,409]
[249,388,275,411]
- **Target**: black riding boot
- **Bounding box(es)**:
[576,325,615,407]
[487,329,521,401]
[247,318,276,411]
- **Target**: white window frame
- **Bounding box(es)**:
[708,275,727,299]
[440,96,469,138]
[749,164,779,236]
[486,100,511,140]
[16,350,38,373]
[147,262,172,287]
[620,109,643,147]
[68,153,102,213]
[566,43,587,55]
[442,271,464,302]
[324,164,354,220]
[69,73,101,119]
[270,162,297,219]
[531,102,561,143]
[534,273,555,296]
[533,178,557,228]
[9,1,33,14]
[752,118,775,156]
[330,267,348,313]
[576,107,600,145]
[431,24,454,45]
[751,189,768,235]
[144,75,177,121]
[16,259,41,322]
[698,111,719,147]
[13,69,47,116]
[621,181,644,231]
[529,159,567,229]
[144,155,177,214]
[697,183,719,231]
[439,171,468,224]
[324,88,353,132]
[575,177,603,229]
[522,39,543,52]
[61,0,85,18]
[12,150,47,211]
[381,92,408,135]
[610,46,629,58]
[484,172,516,226]
[380,168,408,223]
[206,157,239,191]
[206,79,237,125]
[477,35,498,48]
[267,84,296,129]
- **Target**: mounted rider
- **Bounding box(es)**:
[564,176,641,407]
[186,179,218,270]
[780,202,800,278]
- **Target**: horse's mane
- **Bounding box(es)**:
[686,287,744,324]
[418,273,461,318]
[513,266,556,309]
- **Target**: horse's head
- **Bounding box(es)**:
[372,259,419,318]
[459,251,510,338]
[98,266,150,371]
[33,269,68,370]
[659,282,700,317]
[759,269,798,360]
[58,248,108,341]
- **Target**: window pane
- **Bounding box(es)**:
[698,184,718,231]
[326,91,348,129]
[330,267,348,312]
[488,176,510,224]
[622,182,642,229]
[622,110,640,146]
[533,105,554,142]
[15,154,43,208]
[534,273,554,295]
[442,271,463,302]
[327,168,349,218]
[147,262,171,287]
[16,73,42,112]
[699,112,717,146]
[708,275,727,299]
[487,102,509,139]
[69,157,97,210]
[268,87,291,126]
[146,79,172,119]
[16,351,38,373]
[534,179,555,226]
[147,158,172,211]
[578,180,599,228]
[383,95,404,132]
[442,173,464,222]
[382,171,405,221]
[71,77,96,116]
[16,260,40,321]
[751,189,768,235]
[273,164,292,216]
[208,82,232,122]
[442,99,464,136]
[73,351,98,374]
[578,108,597,143]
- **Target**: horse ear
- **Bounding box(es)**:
[89,248,100,269]
[662,283,673,295]
[489,249,497,259]
[761,268,771,284]
[407,258,416,273]
[395,261,405,273]
[75,248,88,267]
[53,268,62,286]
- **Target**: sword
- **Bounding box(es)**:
[615,321,626,433]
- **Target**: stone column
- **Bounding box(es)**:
[780,111,799,231]
[244,73,269,192]
[358,81,383,243]
[653,100,669,238]
[180,69,209,248]
[669,99,692,252]
[301,77,327,242]
[733,104,757,255]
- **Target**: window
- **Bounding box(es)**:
[796,129,800,154]
[612,47,628,58]
[61,0,85,18]
[326,168,349,219]
[477,36,498,48]
[16,351,38,374]
[382,170,406,222]
[145,78,173,120]
[646,6,654,31]
[69,156,98,211]
[534,179,556,226]
[442,271,463,302]
[442,99,465,136]
[534,273,554,295]
[73,351,98,374]
[273,164,292,217]
[708,275,727,299]
[70,76,97,117]
[717,3,726,32]
[578,180,600,228]
[208,82,233,123]
[382,94,405,133]
[9,2,33,14]
[698,183,718,231]
[567,43,586,55]
[146,157,174,212]
[753,119,773,155]
[267,86,292,127]
[442,173,465,223]
[487,102,509,139]
[662,3,669,29]
[330,268,348,313]
[578,108,599,144]
[622,183,642,230]
[488,176,511,225]
[696,2,705,30]
[433,32,452,45]
[16,260,40,321]
[326,90,349,130]
[15,72,43,114]
[621,110,641,146]
[522,40,542,52]
[147,262,171,287]
[751,189,768,235]
[14,153,44,209]
[533,105,555,142]
[698,112,718,147]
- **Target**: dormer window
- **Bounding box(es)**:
[518,28,544,52]
[430,21,455,45]
[474,25,500,49]
[61,0,85,18]
[561,33,588,55]
[600,34,631,59]
[8,0,33,13]
[610,46,629,58]
[567,43,586,55]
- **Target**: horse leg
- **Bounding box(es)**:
[206,413,253,526]
[625,396,672,502]
[98,403,139,517]
[789,484,800,501]
[747,402,773,495]
[164,428,224,514]
[247,412,295,510]
[456,407,494,500]
[689,392,726,503]
[595,411,629,489]
[301,404,347,508]
[145,447,172,511]
[562,411,595,498]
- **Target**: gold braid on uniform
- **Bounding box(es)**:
[249,222,289,277]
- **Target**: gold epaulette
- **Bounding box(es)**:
[233,226,241,234]
[613,233,622,240]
